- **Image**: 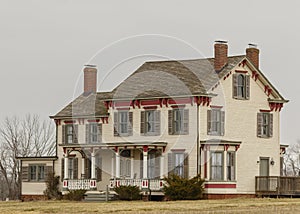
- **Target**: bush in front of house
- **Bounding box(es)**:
[64,189,87,201]
[114,185,142,200]
[163,174,204,200]
[43,172,62,200]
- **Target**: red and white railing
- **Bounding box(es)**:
[63,179,97,190]
[109,179,164,191]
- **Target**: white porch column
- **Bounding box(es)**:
[115,148,120,178]
[160,154,165,179]
[143,146,148,179]
[111,153,115,179]
[64,154,69,179]
[91,149,96,179]
[131,150,134,179]
[223,150,227,181]
[81,158,85,178]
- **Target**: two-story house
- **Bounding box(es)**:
[19,41,288,200]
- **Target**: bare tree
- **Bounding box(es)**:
[0,114,55,199]
[283,140,300,176]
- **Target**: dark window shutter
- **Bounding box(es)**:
[183,109,189,134]
[62,125,66,144]
[269,114,273,137]
[184,153,189,179]
[221,111,225,136]
[128,112,133,136]
[61,158,64,181]
[246,75,250,99]
[257,113,263,137]
[140,152,143,179]
[22,166,29,182]
[233,74,238,98]
[45,166,53,177]
[140,111,145,135]
[73,125,78,144]
[73,158,78,179]
[86,124,90,144]
[168,110,174,135]
[154,111,161,135]
[155,152,160,179]
[96,156,102,182]
[168,153,175,177]
[97,124,102,143]
[207,110,212,134]
[85,158,91,179]
[114,112,119,136]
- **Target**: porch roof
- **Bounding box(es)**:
[59,141,167,149]
[200,139,242,146]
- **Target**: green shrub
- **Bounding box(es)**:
[64,189,86,201]
[43,172,62,200]
[114,185,141,200]
[163,174,204,200]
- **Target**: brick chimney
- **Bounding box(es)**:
[214,41,228,72]
[246,44,259,69]
[83,64,97,95]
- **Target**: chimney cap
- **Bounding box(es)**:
[248,43,258,48]
[215,40,228,44]
[84,64,97,68]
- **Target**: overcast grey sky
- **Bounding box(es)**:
[0,0,299,145]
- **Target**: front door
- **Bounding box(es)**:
[260,157,269,176]
[259,157,270,191]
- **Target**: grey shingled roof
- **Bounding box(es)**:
[51,55,250,118]
[111,55,245,99]
[51,92,112,118]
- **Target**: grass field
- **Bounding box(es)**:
[1,198,300,213]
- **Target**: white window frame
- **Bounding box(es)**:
[226,152,236,181]
[119,111,129,135]
[29,164,45,182]
[210,152,223,181]
[145,110,155,134]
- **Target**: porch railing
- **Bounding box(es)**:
[255,176,300,196]
[109,179,165,191]
[63,179,97,190]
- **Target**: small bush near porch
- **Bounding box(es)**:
[163,174,204,200]
[114,185,141,200]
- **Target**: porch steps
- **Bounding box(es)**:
[84,191,118,202]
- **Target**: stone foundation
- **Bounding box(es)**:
[203,194,256,200]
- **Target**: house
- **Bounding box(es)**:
[19,41,288,200]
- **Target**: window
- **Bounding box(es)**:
[140,110,160,135]
[67,158,78,179]
[67,125,73,143]
[62,124,78,144]
[227,152,235,181]
[174,153,184,177]
[168,109,189,135]
[86,123,102,144]
[210,152,223,180]
[29,165,45,181]
[233,74,250,99]
[120,150,131,178]
[114,111,133,136]
[207,109,225,136]
[168,152,188,178]
[257,112,273,138]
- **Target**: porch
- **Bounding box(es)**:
[255,176,300,197]
[61,142,167,192]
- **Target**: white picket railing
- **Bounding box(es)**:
[109,179,164,191]
[63,179,97,190]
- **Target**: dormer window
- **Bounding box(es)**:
[233,73,250,100]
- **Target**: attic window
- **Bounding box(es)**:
[233,74,250,100]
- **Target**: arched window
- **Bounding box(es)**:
[237,74,245,98]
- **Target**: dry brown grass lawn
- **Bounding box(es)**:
[1,198,300,213]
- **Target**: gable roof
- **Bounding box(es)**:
[111,55,245,99]
[50,92,112,119]
[51,54,287,118]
